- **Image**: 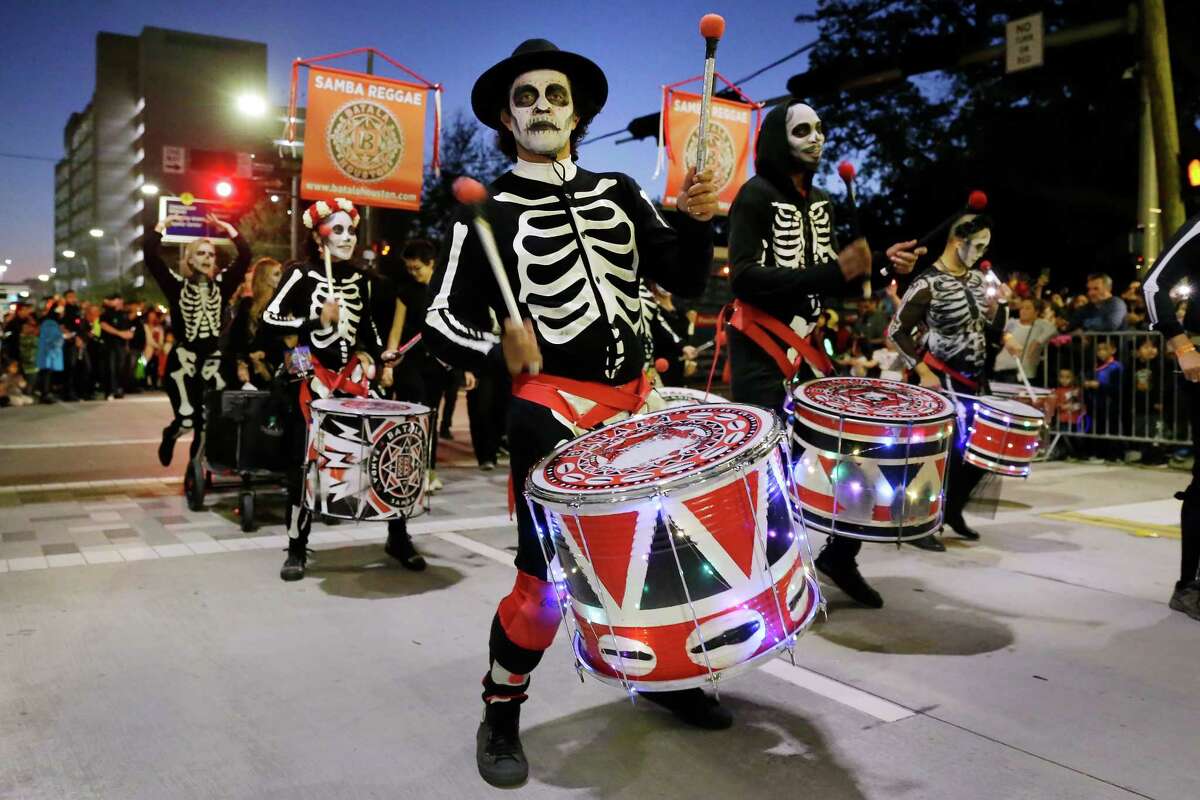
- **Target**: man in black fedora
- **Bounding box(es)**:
[424,38,722,787]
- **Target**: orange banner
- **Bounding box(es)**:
[661,90,754,216]
[301,67,428,211]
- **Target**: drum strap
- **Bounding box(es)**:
[298,357,369,425]
[511,372,653,430]
[727,300,833,379]
[921,353,980,392]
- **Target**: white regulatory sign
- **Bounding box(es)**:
[1006,13,1044,74]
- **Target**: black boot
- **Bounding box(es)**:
[815,546,883,608]
[280,536,308,581]
[943,514,981,541]
[476,702,528,788]
[385,523,426,571]
[158,422,182,467]
[908,533,947,551]
[642,688,733,729]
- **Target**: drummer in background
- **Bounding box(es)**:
[422,39,720,788]
[262,198,424,581]
[645,282,697,386]
[1141,211,1200,621]
[725,96,925,609]
[888,213,1005,549]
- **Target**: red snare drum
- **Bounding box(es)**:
[964,396,1043,477]
[789,377,956,542]
[526,404,821,691]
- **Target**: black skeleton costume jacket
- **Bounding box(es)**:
[887,266,1003,383]
[262,259,384,370]
[144,230,251,352]
[424,160,712,384]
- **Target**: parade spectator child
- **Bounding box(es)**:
[1084,339,1123,460]
[837,337,875,377]
[0,359,33,406]
[873,338,904,382]
[1054,367,1087,432]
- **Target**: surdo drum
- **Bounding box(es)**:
[305,398,431,521]
[655,386,728,408]
[526,404,822,691]
[964,396,1043,477]
[789,377,956,542]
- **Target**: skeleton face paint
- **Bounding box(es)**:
[957,229,991,269]
[786,103,824,168]
[318,211,357,262]
[190,243,217,277]
[505,69,577,157]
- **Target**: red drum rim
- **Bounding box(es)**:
[792,377,954,424]
[528,404,780,502]
[310,398,432,416]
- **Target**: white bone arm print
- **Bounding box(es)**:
[506,179,641,345]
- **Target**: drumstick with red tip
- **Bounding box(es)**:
[837,161,874,299]
[452,177,523,325]
[694,13,726,173]
[918,189,988,249]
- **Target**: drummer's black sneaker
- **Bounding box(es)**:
[814,551,884,608]
[944,514,981,541]
[385,527,427,571]
[476,702,528,788]
[158,422,181,467]
[642,688,733,730]
[908,533,946,552]
[280,538,307,581]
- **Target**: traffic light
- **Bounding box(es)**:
[1188,158,1200,189]
[215,178,234,198]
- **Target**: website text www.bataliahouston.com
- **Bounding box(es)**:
[303,181,417,203]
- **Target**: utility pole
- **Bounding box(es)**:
[1137,73,1161,275]
[363,50,377,249]
[1142,0,1185,239]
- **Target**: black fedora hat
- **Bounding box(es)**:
[471,39,608,131]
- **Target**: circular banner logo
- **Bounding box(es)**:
[326,100,405,183]
[369,422,426,510]
[683,120,737,192]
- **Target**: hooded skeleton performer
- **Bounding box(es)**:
[261,198,425,580]
[725,98,924,610]
[146,214,251,467]
[887,213,1005,546]
[421,39,722,788]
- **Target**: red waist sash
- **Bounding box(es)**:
[727,300,833,379]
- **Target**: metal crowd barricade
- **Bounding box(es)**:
[1032,330,1192,458]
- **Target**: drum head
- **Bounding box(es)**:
[530,404,778,501]
[310,397,430,417]
[974,395,1041,420]
[656,386,728,408]
[793,377,953,423]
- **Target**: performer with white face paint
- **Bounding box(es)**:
[262,198,424,580]
[888,213,1003,546]
[423,39,720,788]
[725,98,925,611]
[145,213,251,468]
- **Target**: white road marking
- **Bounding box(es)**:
[0,477,177,493]
[760,660,916,723]
[432,530,514,564]
[0,436,191,450]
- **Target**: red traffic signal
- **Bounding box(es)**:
[215,179,234,198]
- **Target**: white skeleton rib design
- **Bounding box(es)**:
[500,179,641,379]
[769,199,837,270]
[808,200,837,263]
[179,281,222,341]
[307,270,364,359]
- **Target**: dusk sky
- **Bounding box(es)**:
[0,0,821,282]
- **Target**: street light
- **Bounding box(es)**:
[89,228,104,238]
[3,258,10,265]
[62,249,75,258]
[236,93,267,118]
[141,183,159,196]
[270,194,280,203]
[49,267,56,274]
[38,274,49,282]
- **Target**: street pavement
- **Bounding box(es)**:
[1,394,1198,799]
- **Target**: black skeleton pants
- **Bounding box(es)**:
[164,344,223,434]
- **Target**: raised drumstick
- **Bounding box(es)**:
[452,177,522,325]
[695,13,726,173]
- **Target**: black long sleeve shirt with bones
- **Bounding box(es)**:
[144,230,251,348]
[424,162,712,385]
[262,259,383,371]
[887,267,1004,379]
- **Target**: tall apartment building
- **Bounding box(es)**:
[54,27,273,289]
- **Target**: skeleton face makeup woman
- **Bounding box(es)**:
[182,239,217,279]
[314,211,358,262]
[501,69,579,158]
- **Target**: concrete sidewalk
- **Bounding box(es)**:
[1,460,1197,799]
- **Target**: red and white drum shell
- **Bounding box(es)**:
[305,398,431,521]
[526,404,821,691]
[655,386,728,408]
[789,377,956,542]
[964,396,1043,477]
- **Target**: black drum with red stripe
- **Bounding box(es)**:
[788,377,956,542]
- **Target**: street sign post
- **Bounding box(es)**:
[1006,13,1044,73]
[156,196,234,244]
